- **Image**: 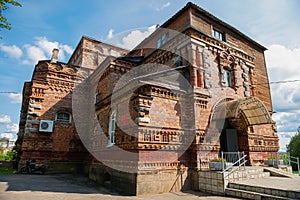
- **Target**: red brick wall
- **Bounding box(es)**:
[190,7,273,112]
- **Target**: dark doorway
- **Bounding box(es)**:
[219,120,239,153]
[103,172,111,183]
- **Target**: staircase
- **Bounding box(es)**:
[225,167,300,200]
[224,166,270,182]
[225,181,300,200]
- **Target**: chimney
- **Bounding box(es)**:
[50,48,59,63]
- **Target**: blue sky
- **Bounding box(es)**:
[0,0,300,151]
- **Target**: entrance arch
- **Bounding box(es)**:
[212,97,272,127]
[211,97,273,161]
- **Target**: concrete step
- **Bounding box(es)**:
[225,167,270,182]
[227,182,300,199]
[225,188,296,200]
[227,172,270,182]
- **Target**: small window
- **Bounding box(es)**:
[174,50,183,67]
[156,32,169,48]
[224,69,232,87]
[156,38,162,48]
[161,32,169,44]
[144,133,151,141]
[55,112,71,123]
[163,134,168,142]
[94,92,101,104]
[212,29,226,42]
[108,111,116,146]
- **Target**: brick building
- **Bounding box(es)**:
[16,2,279,195]
[15,36,128,172]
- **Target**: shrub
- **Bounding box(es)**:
[0,149,17,161]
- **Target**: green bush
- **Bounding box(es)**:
[0,149,17,161]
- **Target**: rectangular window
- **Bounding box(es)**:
[224,69,232,87]
[175,50,183,67]
[156,38,161,48]
[108,111,116,146]
[156,32,169,48]
[161,32,169,44]
[94,92,100,104]
[212,29,226,42]
[56,112,71,123]
[144,133,150,141]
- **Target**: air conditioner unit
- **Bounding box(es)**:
[39,120,54,132]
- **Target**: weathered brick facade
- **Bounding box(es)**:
[16,2,279,195]
[16,37,128,173]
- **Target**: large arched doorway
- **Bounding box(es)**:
[211,97,275,164]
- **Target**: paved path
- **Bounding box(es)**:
[235,174,300,191]
[0,174,239,200]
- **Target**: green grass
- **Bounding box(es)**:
[292,171,299,175]
[0,165,15,175]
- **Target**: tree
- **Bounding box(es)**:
[287,127,300,169]
[0,137,9,142]
[0,0,21,30]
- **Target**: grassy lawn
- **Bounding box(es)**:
[0,164,15,175]
[292,171,299,175]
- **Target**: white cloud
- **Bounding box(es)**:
[272,112,300,133]
[22,44,47,65]
[107,29,114,40]
[0,133,16,141]
[0,115,11,124]
[0,123,18,141]
[266,45,300,112]
[266,44,300,151]
[278,132,294,152]
[0,44,23,59]
[120,25,156,49]
[7,93,22,104]
[155,2,171,11]
[105,26,156,50]
[7,123,19,133]
[22,37,73,65]
[266,45,300,82]
[61,44,73,55]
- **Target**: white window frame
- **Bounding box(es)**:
[108,110,116,146]
[55,112,72,123]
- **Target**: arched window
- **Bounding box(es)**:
[108,111,116,146]
[55,112,71,123]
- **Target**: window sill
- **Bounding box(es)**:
[55,120,72,124]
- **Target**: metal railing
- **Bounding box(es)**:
[287,153,300,176]
[220,151,246,166]
[220,151,247,178]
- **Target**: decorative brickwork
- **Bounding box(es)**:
[17,2,279,195]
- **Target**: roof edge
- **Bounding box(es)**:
[161,2,267,51]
